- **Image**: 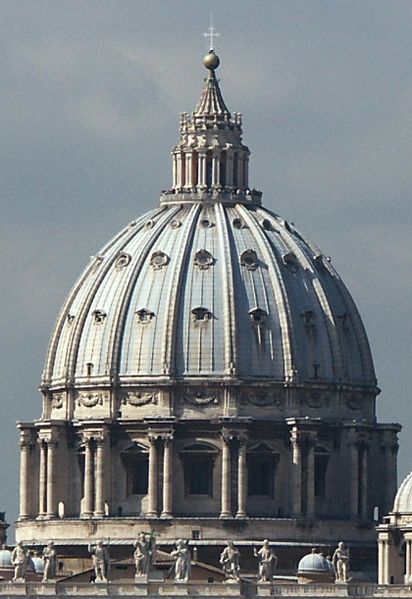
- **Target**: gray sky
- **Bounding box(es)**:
[1,0,411,536]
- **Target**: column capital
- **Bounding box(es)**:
[19,430,33,450]
[289,427,318,449]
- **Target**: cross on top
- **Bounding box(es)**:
[204,14,220,51]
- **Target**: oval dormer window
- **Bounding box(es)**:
[92,310,106,325]
[150,251,170,270]
[249,307,268,325]
[240,249,259,270]
[194,249,215,270]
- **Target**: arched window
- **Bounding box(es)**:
[206,152,213,188]
[314,447,330,500]
[220,152,227,186]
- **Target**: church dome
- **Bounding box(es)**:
[41,51,375,405]
[0,548,12,567]
[297,549,334,574]
[393,471,412,513]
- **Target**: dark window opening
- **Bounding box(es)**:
[184,456,213,496]
[314,448,329,500]
[220,153,227,186]
[248,457,274,497]
[124,455,149,495]
[191,530,201,540]
[206,153,213,187]
[192,151,198,187]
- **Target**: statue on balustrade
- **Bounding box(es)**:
[171,539,191,582]
[88,540,110,583]
[220,541,241,582]
[42,541,57,582]
[254,540,277,582]
[12,541,28,582]
[332,542,350,583]
[134,532,156,577]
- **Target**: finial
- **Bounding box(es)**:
[204,12,220,51]
[203,50,220,71]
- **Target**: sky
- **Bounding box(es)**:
[1,0,411,537]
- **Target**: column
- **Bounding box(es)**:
[18,434,31,520]
[349,441,359,518]
[185,153,192,188]
[82,438,94,518]
[290,430,302,517]
[360,444,368,519]
[226,150,234,187]
[46,440,57,518]
[236,440,247,518]
[161,435,173,518]
[212,152,220,186]
[94,437,105,517]
[306,439,316,518]
[38,439,47,517]
[198,152,207,188]
[220,436,231,518]
[406,539,411,583]
[147,435,158,517]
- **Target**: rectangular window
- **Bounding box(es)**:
[125,457,149,495]
[248,457,274,497]
[184,457,213,496]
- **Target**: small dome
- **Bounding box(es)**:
[0,548,12,567]
[393,471,412,513]
[29,555,43,573]
[298,549,334,574]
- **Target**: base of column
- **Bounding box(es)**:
[160,512,172,519]
[219,512,232,519]
[80,513,93,519]
[17,515,29,521]
[93,512,105,518]
[235,512,246,519]
[44,513,57,519]
[145,512,158,518]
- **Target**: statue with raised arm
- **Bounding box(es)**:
[254,540,277,582]
[171,539,191,582]
[42,541,57,582]
[134,533,156,577]
[88,541,110,583]
[332,542,350,583]
[12,541,28,582]
[219,541,240,582]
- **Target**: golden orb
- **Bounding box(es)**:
[203,50,220,70]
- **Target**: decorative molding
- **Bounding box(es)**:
[346,395,362,410]
[122,391,158,407]
[78,392,104,408]
[181,391,219,406]
[303,392,329,409]
[242,393,281,407]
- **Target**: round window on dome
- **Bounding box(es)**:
[150,251,170,270]
[249,307,268,325]
[282,252,298,271]
[262,219,273,231]
[200,219,213,229]
[135,308,155,324]
[194,249,215,270]
[232,218,243,229]
[145,219,155,229]
[240,249,259,270]
[115,252,131,271]
[191,307,212,322]
[171,220,182,229]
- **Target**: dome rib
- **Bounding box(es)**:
[109,206,182,383]
[393,471,412,513]
[238,205,295,379]
[216,203,238,375]
[160,204,201,377]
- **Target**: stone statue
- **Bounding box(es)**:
[332,542,350,583]
[42,541,57,582]
[134,533,156,577]
[254,540,277,582]
[219,541,240,582]
[88,541,110,583]
[171,539,191,582]
[11,541,28,582]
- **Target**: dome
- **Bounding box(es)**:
[42,204,374,389]
[29,555,43,573]
[298,549,334,574]
[393,471,412,513]
[0,548,12,567]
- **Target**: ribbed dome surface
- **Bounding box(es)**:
[298,550,334,574]
[42,202,375,388]
[393,472,412,513]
